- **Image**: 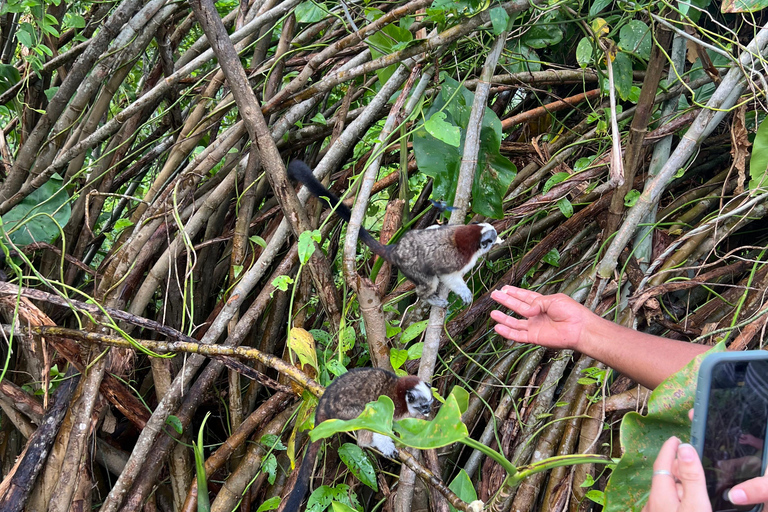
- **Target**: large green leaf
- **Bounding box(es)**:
[412,75,517,219]
[394,393,468,449]
[2,173,71,246]
[310,396,394,442]
[604,343,725,512]
[750,118,768,191]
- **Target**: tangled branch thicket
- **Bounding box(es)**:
[0,0,768,509]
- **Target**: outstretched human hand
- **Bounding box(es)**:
[642,437,711,512]
[490,286,599,350]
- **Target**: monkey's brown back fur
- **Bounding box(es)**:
[316,367,413,422]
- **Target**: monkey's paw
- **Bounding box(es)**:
[425,296,449,308]
[371,433,398,458]
[456,288,473,305]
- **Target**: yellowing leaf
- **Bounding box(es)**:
[591,18,610,38]
[288,327,318,373]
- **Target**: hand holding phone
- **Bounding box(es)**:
[691,351,768,512]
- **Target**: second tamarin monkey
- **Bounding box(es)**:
[281,368,433,512]
[287,160,503,307]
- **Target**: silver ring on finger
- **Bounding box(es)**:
[652,470,674,478]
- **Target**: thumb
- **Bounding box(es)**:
[675,443,711,511]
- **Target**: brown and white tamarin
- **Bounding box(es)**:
[287,160,503,308]
[281,368,433,512]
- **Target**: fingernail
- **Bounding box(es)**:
[729,488,748,504]
[677,443,696,461]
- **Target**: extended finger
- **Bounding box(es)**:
[491,290,540,317]
[490,310,528,329]
[493,324,529,343]
[728,475,768,506]
[674,443,710,511]
[500,286,542,303]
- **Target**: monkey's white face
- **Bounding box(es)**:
[405,381,433,417]
[478,223,503,254]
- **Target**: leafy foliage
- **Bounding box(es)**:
[413,75,517,218]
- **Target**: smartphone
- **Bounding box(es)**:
[692,351,768,512]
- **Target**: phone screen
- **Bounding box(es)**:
[702,360,768,512]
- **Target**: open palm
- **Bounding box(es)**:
[490,286,593,350]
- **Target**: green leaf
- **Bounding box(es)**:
[400,320,428,344]
[0,64,21,96]
[750,118,768,191]
[338,325,356,352]
[412,75,516,219]
[310,329,332,346]
[2,174,72,246]
[581,474,596,487]
[424,111,461,147]
[406,342,423,360]
[618,20,652,60]
[390,348,408,370]
[307,484,361,512]
[330,502,358,512]
[365,22,413,85]
[261,453,278,485]
[311,112,327,125]
[271,275,294,292]
[589,0,613,17]
[256,497,281,512]
[542,248,560,267]
[542,172,570,193]
[250,235,267,248]
[16,23,34,48]
[556,197,573,218]
[166,415,183,434]
[611,52,632,100]
[624,189,640,207]
[603,343,725,512]
[64,12,86,28]
[448,386,469,414]
[503,41,541,74]
[310,396,395,442]
[521,24,563,49]
[298,229,321,265]
[612,52,633,101]
[586,489,605,505]
[489,7,509,36]
[338,443,378,490]
[260,434,287,451]
[394,393,468,449]
[43,86,59,102]
[448,469,477,512]
[325,359,347,377]
[295,1,327,23]
[576,37,594,68]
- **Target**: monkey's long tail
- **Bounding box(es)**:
[287,160,390,259]
[281,440,320,512]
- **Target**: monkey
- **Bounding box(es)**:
[287,160,503,307]
[281,368,433,512]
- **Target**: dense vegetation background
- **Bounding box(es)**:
[0,0,767,509]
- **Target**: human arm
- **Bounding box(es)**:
[490,286,708,389]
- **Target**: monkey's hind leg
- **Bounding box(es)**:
[414,275,446,307]
[357,430,398,458]
[440,271,473,305]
